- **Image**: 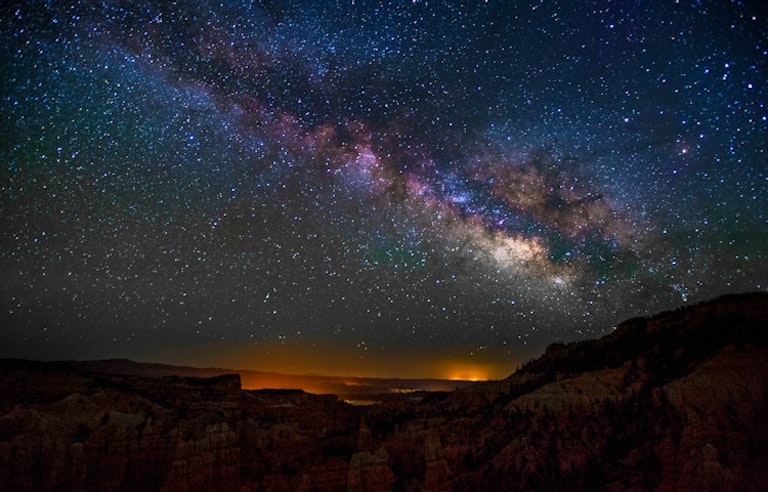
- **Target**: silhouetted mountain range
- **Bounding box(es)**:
[1,292,766,491]
[61,359,476,403]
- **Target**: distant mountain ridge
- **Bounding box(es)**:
[62,358,476,401]
[1,292,766,491]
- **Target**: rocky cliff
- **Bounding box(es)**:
[1,292,766,491]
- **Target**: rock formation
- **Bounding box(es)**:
[0,292,766,491]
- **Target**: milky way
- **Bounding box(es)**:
[1,1,766,377]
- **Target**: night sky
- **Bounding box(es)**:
[1,1,766,379]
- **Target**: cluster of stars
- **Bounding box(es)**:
[0,1,765,375]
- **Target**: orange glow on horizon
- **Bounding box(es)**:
[143,340,524,382]
[443,363,494,382]
[448,373,484,382]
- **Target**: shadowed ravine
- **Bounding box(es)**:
[1,292,766,491]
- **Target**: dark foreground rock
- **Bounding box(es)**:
[1,292,766,491]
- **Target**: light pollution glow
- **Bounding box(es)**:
[141,340,521,382]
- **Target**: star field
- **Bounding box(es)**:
[1,1,766,377]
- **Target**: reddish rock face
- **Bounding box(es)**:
[0,292,766,491]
